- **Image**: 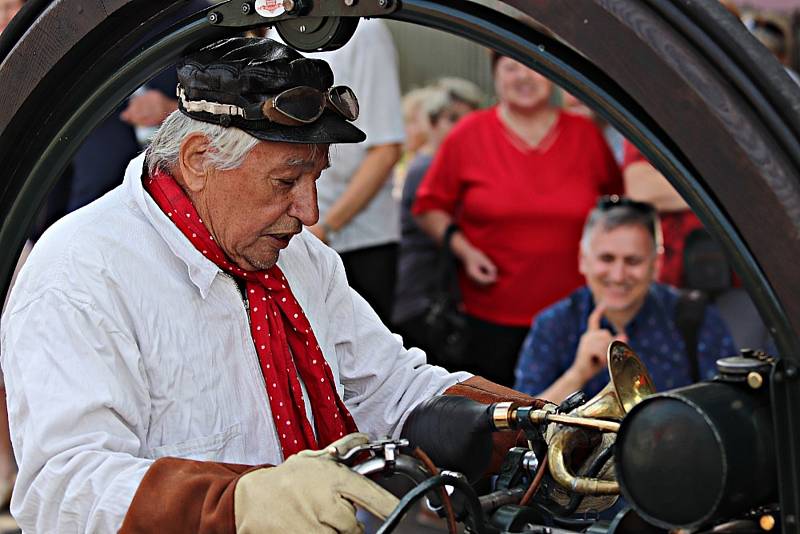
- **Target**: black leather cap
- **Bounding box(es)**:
[177,37,365,144]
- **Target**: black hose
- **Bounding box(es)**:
[376,473,499,534]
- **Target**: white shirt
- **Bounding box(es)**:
[0,153,469,533]
[299,19,405,253]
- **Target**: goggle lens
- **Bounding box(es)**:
[274,86,326,123]
[328,86,359,121]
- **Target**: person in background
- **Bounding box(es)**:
[514,197,736,403]
[621,140,703,287]
[747,13,800,83]
[414,52,623,386]
[561,89,625,165]
[621,0,747,288]
[397,86,436,181]
[393,79,484,358]
[0,0,21,32]
[286,19,405,325]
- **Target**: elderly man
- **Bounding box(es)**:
[514,196,736,403]
[0,38,529,533]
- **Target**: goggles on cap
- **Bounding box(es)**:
[177,84,359,126]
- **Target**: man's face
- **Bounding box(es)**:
[194,140,329,271]
[579,224,657,315]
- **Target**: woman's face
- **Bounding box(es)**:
[494,56,553,112]
[403,102,429,154]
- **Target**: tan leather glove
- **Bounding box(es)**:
[234,433,400,534]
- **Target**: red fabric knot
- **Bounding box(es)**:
[145,169,357,457]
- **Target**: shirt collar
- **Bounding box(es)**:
[123,153,220,299]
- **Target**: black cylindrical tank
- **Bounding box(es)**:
[615,379,776,529]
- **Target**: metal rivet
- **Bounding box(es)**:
[747,372,764,389]
[760,514,776,531]
[241,2,251,14]
[345,0,357,5]
[284,0,296,11]
[208,11,221,24]
[377,0,389,7]
[299,24,306,32]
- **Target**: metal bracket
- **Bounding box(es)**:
[206,0,399,29]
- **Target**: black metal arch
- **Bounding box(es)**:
[0,0,797,528]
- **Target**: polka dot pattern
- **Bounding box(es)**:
[145,170,358,457]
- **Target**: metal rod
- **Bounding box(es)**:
[528,410,620,433]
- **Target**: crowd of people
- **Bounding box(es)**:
[0,3,793,532]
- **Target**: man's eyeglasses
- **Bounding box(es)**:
[597,195,656,215]
[177,84,360,127]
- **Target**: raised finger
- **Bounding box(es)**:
[587,301,607,331]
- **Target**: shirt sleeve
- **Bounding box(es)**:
[513,310,571,396]
[1,289,152,533]
[323,253,472,438]
[411,131,465,216]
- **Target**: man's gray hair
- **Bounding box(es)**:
[580,203,662,255]
[145,110,260,175]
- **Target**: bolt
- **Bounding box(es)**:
[747,372,763,389]
[787,366,798,378]
[208,11,222,24]
[283,0,296,11]
[377,0,391,7]
[344,0,356,5]
[241,2,251,14]
[299,24,307,32]
[760,514,776,531]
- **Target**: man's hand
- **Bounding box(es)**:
[234,433,399,534]
[120,90,178,127]
[569,303,627,385]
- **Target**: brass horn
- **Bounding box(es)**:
[546,340,655,494]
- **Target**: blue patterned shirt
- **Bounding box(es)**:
[513,284,737,397]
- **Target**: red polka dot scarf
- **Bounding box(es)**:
[145,169,358,457]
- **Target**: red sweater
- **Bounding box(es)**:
[413,108,622,326]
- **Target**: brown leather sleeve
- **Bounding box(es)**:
[445,376,546,474]
[119,457,264,534]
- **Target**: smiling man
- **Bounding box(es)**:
[513,196,736,403]
[0,37,534,533]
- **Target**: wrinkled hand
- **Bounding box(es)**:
[120,90,177,127]
[571,303,628,384]
[234,433,399,534]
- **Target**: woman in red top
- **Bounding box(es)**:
[413,54,622,386]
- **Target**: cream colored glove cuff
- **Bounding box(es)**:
[234,433,400,534]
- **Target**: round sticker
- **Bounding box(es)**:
[255,0,286,18]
